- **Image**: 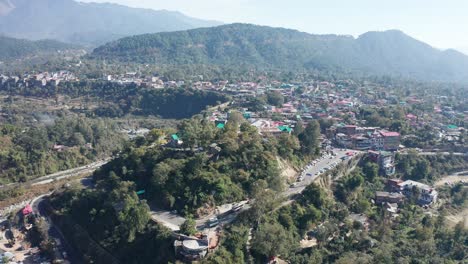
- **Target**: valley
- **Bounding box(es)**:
[0,2,466,263]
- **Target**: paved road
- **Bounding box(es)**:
[150,209,185,231]
[151,149,356,231]
[399,151,466,156]
[0,159,110,189]
[0,159,111,262]
[150,202,251,232]
[32,197,77,264]
[20,149,358,240]
[284,149,353,197]
[31,159,111,186]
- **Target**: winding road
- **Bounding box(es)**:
[150,149,355,232]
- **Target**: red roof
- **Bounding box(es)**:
[22,204,33,215]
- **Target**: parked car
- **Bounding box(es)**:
[231,203,244,212]
[207,217,219,227]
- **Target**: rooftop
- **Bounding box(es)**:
[380,131,400,137]
[182,239,209,251]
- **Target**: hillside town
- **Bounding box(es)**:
[0,67,466,263]
[0,1,467,263]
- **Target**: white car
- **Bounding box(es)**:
[207,217,219,227]
[231,203,244,212]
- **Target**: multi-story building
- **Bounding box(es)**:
[380,131,401,151]
[400,180,438,205]
[368,151,396,175]
[386,179,438,205]
[330,125,400,151]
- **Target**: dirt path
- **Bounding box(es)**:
[445,207,468,229]
[435,170,468,186]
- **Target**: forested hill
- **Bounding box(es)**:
[91,24,468,83]
[0,0,221,46]
[0,35,78,61]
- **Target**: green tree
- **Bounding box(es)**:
[362,162,379,182]
[251,189,279,224]
[299,121,320,156]
[335,252,373,264]
[301,183,327,208]
[266,91,285,107]
[180,217,197,236]
[228,110,245,124]
[294,119,305,136]
[411,159,431,180]
[276,134,300,159]
[251,222,298,259]
[112,182,151,242]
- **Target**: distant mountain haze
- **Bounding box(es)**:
[92,24,468,83]
[0,0,222,46]
[457,48,468,56]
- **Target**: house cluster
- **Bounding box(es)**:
[106,72,166,88]
[106,72,232,90]
[367,150,396,176]
[438,124,465,144]
[0,205,55,263]
[52,142,93,152]
[0,71,77,87]
[327,124,401,151]
[375,179,438,207]
[250,119,293,136]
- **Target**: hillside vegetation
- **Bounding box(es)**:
[0,35,77,61]
[92,24,468,82]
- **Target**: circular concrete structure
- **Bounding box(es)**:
[182,239,208,252]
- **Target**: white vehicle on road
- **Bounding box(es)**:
[207,217,219,227]
[231,203,244,212]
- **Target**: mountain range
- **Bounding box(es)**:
[0,0,221,46]
[91,23,468,83]
[458,48,468,56]
[0,35,78,61]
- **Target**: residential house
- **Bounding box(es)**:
[375,191,405,204]
[367,151,396,176]
[386,179,438,205]
[380,131,400,151]
[400,180,438,205]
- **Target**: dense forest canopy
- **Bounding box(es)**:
[0,80,229,118]
[0,35,78,61]
[0,117,125,183]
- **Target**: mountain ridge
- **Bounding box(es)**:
[0,0,222,46]
[457,47,468,56]
[0,35,79,61]
[91,23,468,83]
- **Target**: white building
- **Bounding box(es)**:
[400,180,438,205]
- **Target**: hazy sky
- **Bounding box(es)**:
[81,0,468,50]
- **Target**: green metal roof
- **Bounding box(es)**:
[171,134,179,140]
[278,125,292,133]
[217,123,225,129]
